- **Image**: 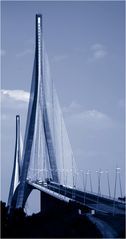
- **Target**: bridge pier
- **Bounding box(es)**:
[40,191,69,215]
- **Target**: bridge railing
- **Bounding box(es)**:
[27,167,124,203]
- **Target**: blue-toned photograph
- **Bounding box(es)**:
[1,1,125,238]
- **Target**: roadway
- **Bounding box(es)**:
[28,180,125,238]
[28,180,125,215]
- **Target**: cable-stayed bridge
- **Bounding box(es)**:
[7,14,125,238]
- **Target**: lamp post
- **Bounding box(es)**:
[81,170,85,204]
[83,171,88,204]
[96,169,103,208]
[72,171,76,200]
[89,170,93,193]
[105,170,111,198]
[113,167,121,215]
[65,170,68,197]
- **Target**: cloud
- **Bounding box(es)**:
[52,54,68,62]
[1,89,30,103]
[90,44,104,51]
[63,101,113,129]
[89,43,107,61]
[1,91,113,130]
[75,109,109,121]
[0,49,6,56]
[63,101,83,113]
[93,49,107,59]
[16,49,34,58]
[1,89,29,125]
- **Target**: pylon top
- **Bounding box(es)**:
[36,14,42,19]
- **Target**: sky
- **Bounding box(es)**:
[1,1,125,213]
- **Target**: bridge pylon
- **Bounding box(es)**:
[8,14,60,211]
[7,115,22,212]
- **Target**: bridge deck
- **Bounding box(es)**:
[27,180,125,237]
[28,180,125,215]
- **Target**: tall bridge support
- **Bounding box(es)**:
[15,14,59,209]
[7,115,22,213]
[8,14,59,211]
[9,183,33,211]
[40,191,67,214]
